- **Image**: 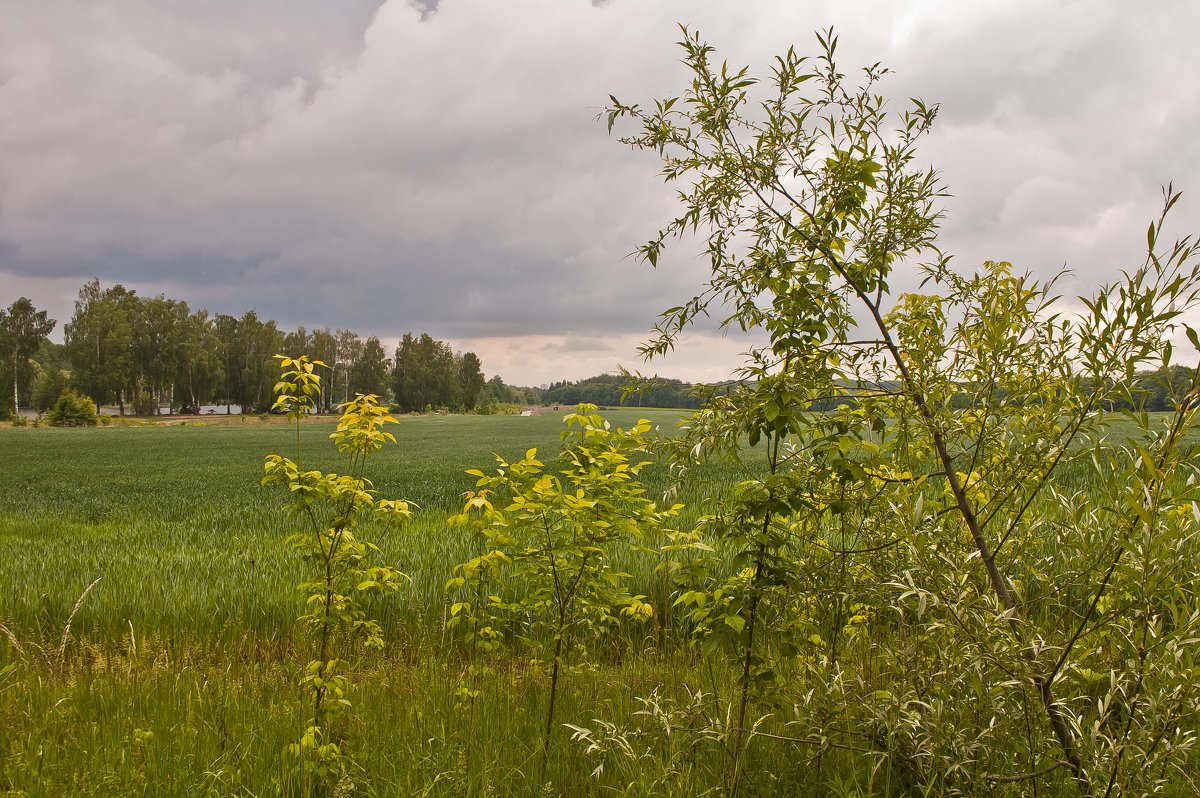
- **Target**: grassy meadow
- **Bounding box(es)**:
[0,410,764,797]
[0,411,733,643]
[1,410,1196,796]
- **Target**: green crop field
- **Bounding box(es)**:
[0,410,722,638]
[0,411,764,797]
[1,410,1197,797]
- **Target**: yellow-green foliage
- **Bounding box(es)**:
[262,355,412,789]
[448,405,682,781]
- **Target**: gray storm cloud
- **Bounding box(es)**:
[1,0,1198,383]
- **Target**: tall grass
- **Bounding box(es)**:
[3,412,1192,796]
[0,412,773,796]
[0,412,746,644]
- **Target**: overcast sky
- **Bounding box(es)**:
[2,1,1198,386]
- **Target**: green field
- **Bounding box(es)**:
[0,411,766,797]
[1,411,1197,797]
[0,411,730,641]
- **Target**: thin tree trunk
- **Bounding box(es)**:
[540,634,564,785]
[313,526,341,728]
[730,557,764,798]
[862,297,1093,796]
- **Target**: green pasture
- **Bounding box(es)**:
[0,410,731,642]
[0,411,1194,796]
[0,409,1164,646]
[0,410,773,796]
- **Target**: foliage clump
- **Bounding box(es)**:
[44,389,99,427]
[599,24,1200,797]
[448,404,683,782]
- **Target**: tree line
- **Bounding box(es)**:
[0,280,495,416]
[4,282,1196,419]
[542,373,706,408]
[542,368,1200,413]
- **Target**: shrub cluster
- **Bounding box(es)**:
[44,389,99,427]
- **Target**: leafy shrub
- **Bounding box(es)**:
[449,405,681,782]
[45,390,99,427]
[474,401,522,415]
[605,27,1200,795]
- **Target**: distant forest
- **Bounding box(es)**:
[542,373,705,409]
[0,282,708,417]
[2,281,503,415]
[5,282,1188,418]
